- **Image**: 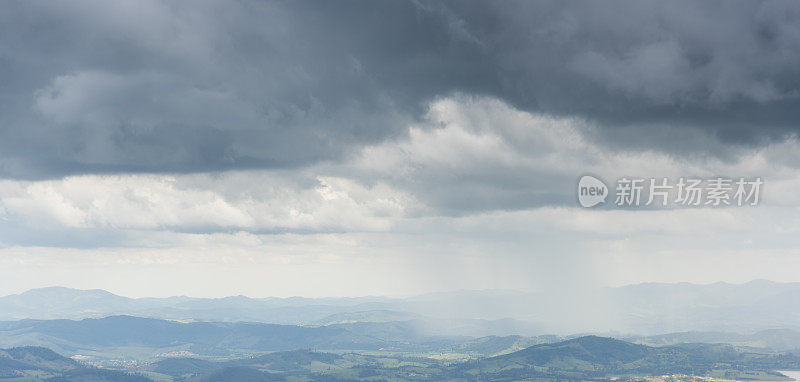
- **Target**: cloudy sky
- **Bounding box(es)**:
[2,0,800,298]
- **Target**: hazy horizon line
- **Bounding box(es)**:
[3,278,792,300]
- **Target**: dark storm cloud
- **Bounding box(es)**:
[1,0,799,179]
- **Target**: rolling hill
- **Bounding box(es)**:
[0,316,384,355]
[0,316,541,359]
[148,336,800,381]
[457,336,800,380]
[0,346,148,381]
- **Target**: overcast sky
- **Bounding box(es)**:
[2,0,800,297]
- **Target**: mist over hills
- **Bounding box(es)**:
[4,315,800,369]
[628,329,800,352]
[2,315,800,380]
[0,287,398,325]
[2,280,799,335]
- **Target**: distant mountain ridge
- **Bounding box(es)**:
[626,328,800,351]
[2,280,800,335]
[0,315,386,355]
[0,286,400,325]
[0,315,544,358]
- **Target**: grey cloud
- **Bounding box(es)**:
[1,0,800,179]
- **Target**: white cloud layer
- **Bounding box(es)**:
[3,96,800,296]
